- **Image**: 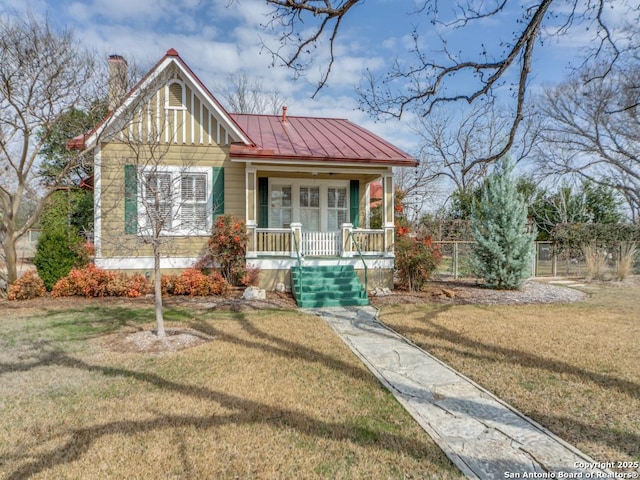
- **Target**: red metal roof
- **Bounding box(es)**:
[230,113,417,167]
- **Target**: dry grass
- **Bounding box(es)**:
[0,300,462,479]
[583,244,609,280]
[616,242,638,281]
[379,281,640,465]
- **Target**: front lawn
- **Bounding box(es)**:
[0,298,462,479]
[378,281,640,466]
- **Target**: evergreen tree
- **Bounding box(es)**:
[33,229,79,290]
[33,190,90,290]
[470,159,536,289]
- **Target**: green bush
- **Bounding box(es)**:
[33,229,80,290]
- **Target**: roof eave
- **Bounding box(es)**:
[229,151,418,168]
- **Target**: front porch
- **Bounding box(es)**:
[238,163,399,292]
[247,223,393,259]
[244,223,396,292]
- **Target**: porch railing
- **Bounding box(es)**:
[255,228,291,256]
[250,226,389,257]
[302,231,340,256]
[351,229,385,255]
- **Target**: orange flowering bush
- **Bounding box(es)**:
[163,269,229,296]
[51,264,150,298]
[239,266,260,287]
[8,271,46,300]
[204,214,253,286]
[393,190,442,291]
[172,269,213,296]
[395,234,442,291]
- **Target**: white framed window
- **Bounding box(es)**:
[299,186,320,230]
[327,187,348,231]
[180,173,208,230]
[269,185,292,228]
[139,166,212,235]
[143,172,173,232]
[268,178,349,231]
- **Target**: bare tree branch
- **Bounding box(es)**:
[260,0,637,170]
[0,13,102,285]
[535,63,640,221]
[213,71,289,114]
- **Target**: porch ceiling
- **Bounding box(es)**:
[252,170,383,183]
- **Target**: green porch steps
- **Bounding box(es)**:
[291,265,369,308]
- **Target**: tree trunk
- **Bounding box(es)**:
[3,232,19,285]
[153,247,165,337]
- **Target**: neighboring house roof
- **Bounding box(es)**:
[70,48,418,168]
[369,180,383,201]
[229,114,417,167]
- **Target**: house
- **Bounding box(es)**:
[72,49,417,305]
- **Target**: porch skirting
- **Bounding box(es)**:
[95,256,394,291]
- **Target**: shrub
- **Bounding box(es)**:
[208,271,230,295]
[205,215,249,285]
[33,228,81,290]
[392,189,442,292]
[551,223,640,255]
[106,272,150,298]
[161,274,178,296]
[239,266,260,287]
[8,271,46,300]
[395,234,442,292]
[163,269,230,296]
[51,264,150,298]
[172,268,215,296]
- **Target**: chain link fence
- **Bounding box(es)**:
[434,240,639,279]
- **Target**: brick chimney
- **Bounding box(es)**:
[108,55,128,111]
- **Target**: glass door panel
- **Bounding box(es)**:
[300,186,320,230]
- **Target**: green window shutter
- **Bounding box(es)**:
[350,179,360,228]
[258,177,268,228]
[124,165,138,234]
[212,167,224,218]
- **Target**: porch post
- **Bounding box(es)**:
[341,223,353,258]
[382,172,395,257]
[290,222,302,259]
[246,167,257,258]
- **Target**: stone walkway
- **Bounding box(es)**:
[310,306,612,480]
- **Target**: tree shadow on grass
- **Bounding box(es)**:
[380,312,640,459]
[388,315,640,399]
[1,349,460,480]
[17,306,198,344]
[188,312,377,385]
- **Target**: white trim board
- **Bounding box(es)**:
[96,256,394,271]
[96,257,200,270]
[247,257,394,270]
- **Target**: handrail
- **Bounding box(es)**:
[291,228,303,300]
[292,229,302,270]
[349,230,368,296]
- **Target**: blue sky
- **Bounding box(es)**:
[1,0,632,155]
